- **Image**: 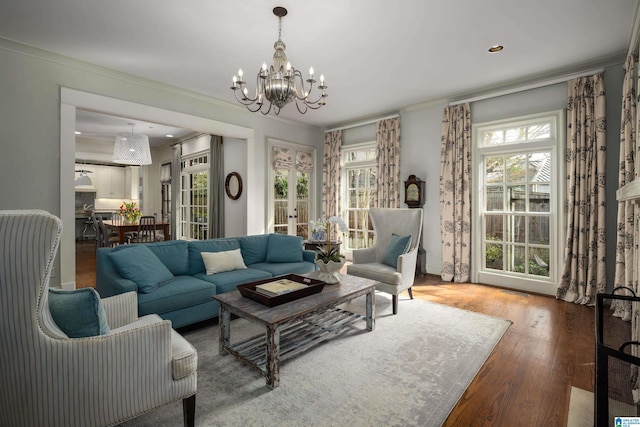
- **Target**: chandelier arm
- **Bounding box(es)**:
[301,91,328,105]
[294,99,309,114]
[233,89,259,106]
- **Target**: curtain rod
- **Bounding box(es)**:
[325,113,399,133]
[170,132,209,147]
[448,68,605,106]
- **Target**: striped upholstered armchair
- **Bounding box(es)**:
[0,210,197,426]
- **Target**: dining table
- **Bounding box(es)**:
[103,219,170,244]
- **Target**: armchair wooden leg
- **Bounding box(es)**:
[183,394,196,427]
[392,295,398,315]
[408,287,413,300]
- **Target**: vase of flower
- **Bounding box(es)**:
[312,216,348,284]
[119,201,141,225]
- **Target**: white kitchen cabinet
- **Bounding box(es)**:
[96,165,126,199]
[124,166,140,199]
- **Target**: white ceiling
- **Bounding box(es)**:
[1,0,637,135]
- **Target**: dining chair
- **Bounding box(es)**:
[130,215,163,243]
[95,214,119,247]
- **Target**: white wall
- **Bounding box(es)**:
[224,137,247,237]
[0,39,323,288]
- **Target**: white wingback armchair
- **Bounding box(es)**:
[0,210,197,427]
[347,208,423,314]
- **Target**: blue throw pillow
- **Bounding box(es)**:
[266,234,303,263]
[108,245,174,293]
[49,288,110,338]
[381,234,412,269]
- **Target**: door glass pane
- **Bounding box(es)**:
[273,169,288,232]
[296,171,309,238]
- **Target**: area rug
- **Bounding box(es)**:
[124,294,511,427]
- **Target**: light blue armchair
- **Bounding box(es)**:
[0,210,197,426]
[347,208,423,314]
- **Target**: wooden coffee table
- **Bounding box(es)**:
[213,273,376,389]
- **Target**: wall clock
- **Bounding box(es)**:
[404,175,424,208]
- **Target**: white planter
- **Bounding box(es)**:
[314,259,345,284]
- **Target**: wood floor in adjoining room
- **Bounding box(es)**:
[77,241,595,426]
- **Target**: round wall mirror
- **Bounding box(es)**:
[225,172,243,200]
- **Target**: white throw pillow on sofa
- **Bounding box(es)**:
[201,249,247,275]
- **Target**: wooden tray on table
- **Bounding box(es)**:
[237,274,325,307]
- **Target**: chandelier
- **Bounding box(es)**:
[113,123,152,165]
[230,6,327,115]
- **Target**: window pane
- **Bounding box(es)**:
[486,186,504,211]
[505,245,526,273]
[505,127,527,143]
[529,216,549,244]
[528,152,551,182]
[506,154,527,182]
[485,156,504,184]
[529,184,550,212]
[530,247,550,277]
[486,243,503,270]
[528,124,551,140]
[506,215,525,243]
[485,214,503,240]
[507,185,526,212]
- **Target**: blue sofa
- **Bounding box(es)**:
[96,233,316,328]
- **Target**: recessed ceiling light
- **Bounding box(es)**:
[488,45,504,53]
[165,134,174,138]
[75,131,82,135]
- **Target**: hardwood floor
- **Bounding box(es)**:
[76,242,594,426]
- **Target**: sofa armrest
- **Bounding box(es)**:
[101,291,138,329]
[96,247,137,297]
[397,248,418,289]
[303,249,317,263]
[352,247,377,264]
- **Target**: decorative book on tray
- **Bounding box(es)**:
[237,274,326,307]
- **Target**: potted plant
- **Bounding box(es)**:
[313,216,348,284]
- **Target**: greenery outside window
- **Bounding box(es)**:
[179,153,209,240]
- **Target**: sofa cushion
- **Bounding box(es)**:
[201,249,247,274]
[108,245,174,293]
[194,268,272,294]
[266,234,303,263]
[237,235,270,265]
[381,233,412,269]
[145,240,190,276]
[137,275,216,317]
[188,238,240,275]
[49,288,110,338]
[249,261,315,277]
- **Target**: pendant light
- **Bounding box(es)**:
[113,123,152,165]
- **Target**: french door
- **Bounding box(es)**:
[270,141,315,237]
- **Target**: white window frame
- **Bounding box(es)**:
[341,141,377,260]
[472,110,565,296]
[178,152,209,240]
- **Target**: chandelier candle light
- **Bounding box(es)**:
[231,6,327,115]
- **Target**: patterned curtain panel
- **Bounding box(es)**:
[439,103,471,282]
[209,135,225,238]
[613,55,638,321]
[170,143,181,240]
[322,130,342,218]
[273,146,293,170]
[557,73,607,305]
[376,117,401,208]
[296,151,314,174]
